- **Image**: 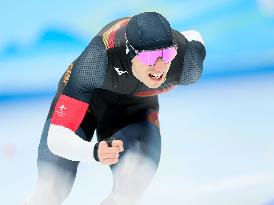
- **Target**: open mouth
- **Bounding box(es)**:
[148,73,164,81]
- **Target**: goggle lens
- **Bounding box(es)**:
[137,47,177,66]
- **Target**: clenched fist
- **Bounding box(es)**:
[96,139,124,165]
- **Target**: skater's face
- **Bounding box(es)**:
[131,56,172,88]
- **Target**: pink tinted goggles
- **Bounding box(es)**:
[137,47,177,66]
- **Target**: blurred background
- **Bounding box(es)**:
[0,0,274,204]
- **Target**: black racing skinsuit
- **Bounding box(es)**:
[45,17,206,142]
[35,17,206,205]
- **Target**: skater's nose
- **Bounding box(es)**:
[152,58,165,72]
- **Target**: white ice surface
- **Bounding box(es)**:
[0,74,274,205]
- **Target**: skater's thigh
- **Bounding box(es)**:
[113,121,161,166]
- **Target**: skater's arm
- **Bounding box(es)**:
[178,30,206,85]
[47,36,108,162]
[48,125,96,162]
[48,125,123,164]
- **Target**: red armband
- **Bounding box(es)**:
[51,94,89,131]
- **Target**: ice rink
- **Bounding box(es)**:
[1,73,274,205]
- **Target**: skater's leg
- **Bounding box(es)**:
[100,121,161,205]
[25,119,92,205]
[26,160,78,205]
